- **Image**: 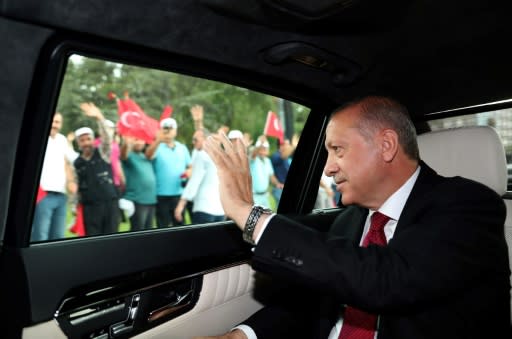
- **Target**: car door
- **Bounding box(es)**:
[0,21,337,338]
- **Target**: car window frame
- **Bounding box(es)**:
[4,33,335,248]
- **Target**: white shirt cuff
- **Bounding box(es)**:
[254,213,276,245]
[232,324,258,339]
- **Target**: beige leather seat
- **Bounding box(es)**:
[417,125,511,321]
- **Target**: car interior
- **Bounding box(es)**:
[1,0,511,338]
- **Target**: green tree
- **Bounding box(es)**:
[56,56,307,147]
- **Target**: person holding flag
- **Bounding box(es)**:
[121,136,157,231]
[113,92,160,144]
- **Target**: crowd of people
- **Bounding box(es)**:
[31,102,316,241]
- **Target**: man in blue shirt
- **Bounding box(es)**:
[121,136,157,230]
[145,118,191,227]
[270,138,294,206]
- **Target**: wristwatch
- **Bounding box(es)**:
[243,205,273,245]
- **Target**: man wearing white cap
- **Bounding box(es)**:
[73,102,119,236]
[228,129,251,156]
[250,135,282,208]
[145,117,191,227]
[227,129,243,140]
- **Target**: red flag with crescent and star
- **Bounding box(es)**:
[115,95,159,144]
[263,111,284,143]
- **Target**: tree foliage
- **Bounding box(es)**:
[56,56,309,147]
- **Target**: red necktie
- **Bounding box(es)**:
[338,211,390,339]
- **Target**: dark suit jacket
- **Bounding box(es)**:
[244,162,511,339]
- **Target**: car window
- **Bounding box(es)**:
[31,54,309,243]
[312,170,339,210]
[427,107,512,191]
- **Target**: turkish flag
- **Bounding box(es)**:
[36,186,47,204]
[263,111,284,142]
[116,97,159,144]
[69,204,86,236]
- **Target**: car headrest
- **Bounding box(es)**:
[417,126,507,196]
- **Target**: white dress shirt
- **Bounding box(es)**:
[238,166,421,339]
[327,165,420,339]
[181,149,224,216]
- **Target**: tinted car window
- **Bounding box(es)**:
[31,54,309,242]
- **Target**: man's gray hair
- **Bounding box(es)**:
[333,96,420,160]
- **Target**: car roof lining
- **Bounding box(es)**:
[1,0,512,119]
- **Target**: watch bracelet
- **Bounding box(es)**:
[243,205,266,245]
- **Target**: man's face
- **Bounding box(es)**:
[77,133,94,155]
[192,131,205,150]
[257,145,269,157]
[161,127,176,142]
[51,113,63,137]
[324,105,382,208]
[133,138,146,152]
[279,139,293,157]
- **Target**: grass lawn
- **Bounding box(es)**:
[64,193,277,238]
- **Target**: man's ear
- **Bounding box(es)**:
[380,129,399,162]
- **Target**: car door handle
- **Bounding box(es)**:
[147,289,193,323]
[110,322,134,337]
[110,294,140,337]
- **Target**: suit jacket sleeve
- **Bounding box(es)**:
[239,208,363,338]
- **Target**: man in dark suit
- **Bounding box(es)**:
[200,96,511,339]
